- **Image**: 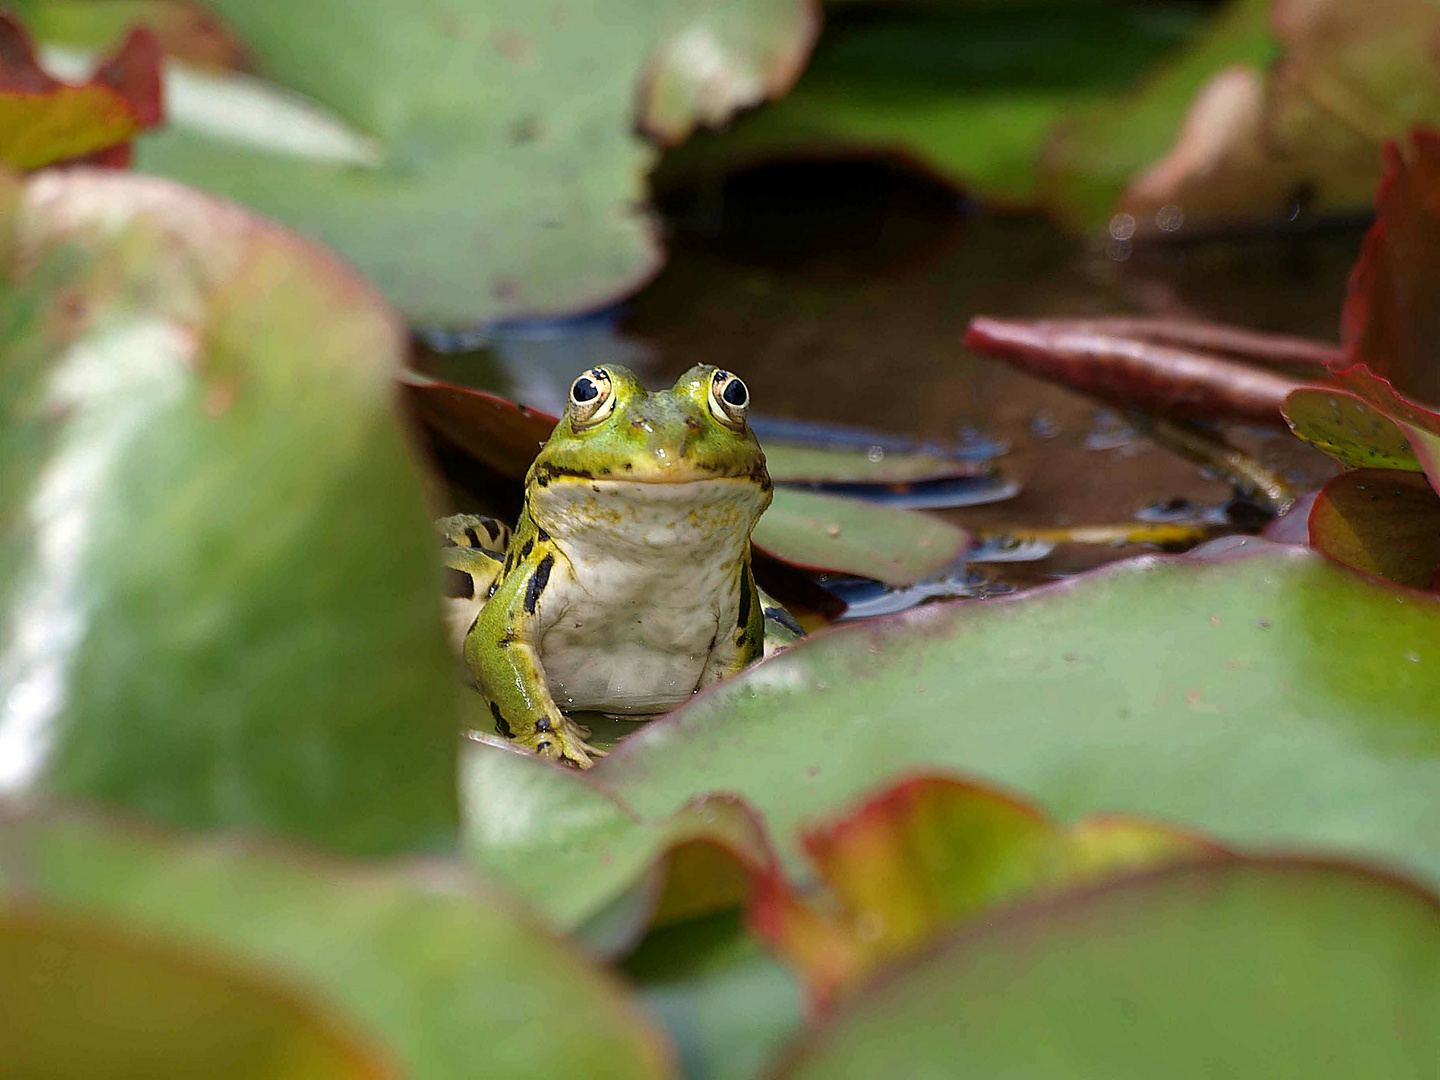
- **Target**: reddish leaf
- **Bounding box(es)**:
[748,773,1226,1009]
[1336,130,1440,414]
[1309,468,1440,591]
[963,316,1322,426]
[0,13,162,171]
[401,372,555,481]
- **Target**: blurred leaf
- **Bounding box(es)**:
[750,774,1222,1005]
[1339,130,1440,406]
[1043,0,1276,227]
[19,0,250,71]
[0,809,676,1079]
[3,906,392,1078]
[1114,0,1440,234]
[659,3,1207,206]
[463,736,775,936]
[591,541,1440,885]
[1283,387,1422,470]
[780,860,1440,1079]
[763,441,985,485]
[1308,469,1440,590]
[0,11,161,169]
[757,488,969,586]
[624,910,803,1080]
[24,0,816,326]
[0,170,458,854]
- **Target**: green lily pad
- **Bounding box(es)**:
[780,860,1440,1079]
[4,906,391,1077]
[0,809,674,1080]
[593,541,1440,883]
[757,488,969,586]
[1283,387,1422,471]
[0,170,458,855]
[22,0,816,326]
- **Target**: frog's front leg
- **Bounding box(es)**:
[465,547,601,769]
[696,563,771,691]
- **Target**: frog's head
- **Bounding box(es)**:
[530,364,770,492]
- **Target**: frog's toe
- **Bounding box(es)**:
[523,719,604,770]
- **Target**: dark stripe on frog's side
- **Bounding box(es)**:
[489,701,513,739]
[484,518,502,542]
[737,580,751,630]
[443,567,475,599]
[536,526,550,542]
[517,538,533,562]
[524,553,554,614]
[464,525,483,548]
[765,606,804,636]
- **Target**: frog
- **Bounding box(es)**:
[438,363,802,768]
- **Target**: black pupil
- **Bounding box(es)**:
[572,377,599,403]
[722,379,747,408]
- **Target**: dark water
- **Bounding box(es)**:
[626,159,1355,582]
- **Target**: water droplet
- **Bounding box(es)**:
[1108,213,1136,240]
[1407,651,1421,663]
[1155,204,1184,232]
[866,444,885,463]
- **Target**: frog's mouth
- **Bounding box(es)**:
[530,459,771,489]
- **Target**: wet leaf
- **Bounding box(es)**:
[1282,387,1422,471]
[26,0,816,325]
[0,11,161,169]
[763,442,985,486]
[0,809,676,1080]
[964,315,1317,426]
[780,860,1440,1079]
[0,170,458,854]
[757,488,969,587]
[749,774,1223,1006]
[1308,469,1440,590]
[593,541,1440,886]
[3,906,392,1078]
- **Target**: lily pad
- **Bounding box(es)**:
[750,774,1224,1006]
[4,906,391,1077]
[0,170,458,854]
[780,860,1440,1079]
[593,541,1440,884]
[462,735,773,935]
[1283,386,1421,471]
[0,809,675,1080]
[25,0,817,326]
[0,11,161,170]
[1308,469,1440,590]
[658,3,1208,208]
[757,488,969,587]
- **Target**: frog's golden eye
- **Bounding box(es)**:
[569,367,616,428]
[708,370,750,428]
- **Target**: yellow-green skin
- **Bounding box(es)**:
[442,364,797,768]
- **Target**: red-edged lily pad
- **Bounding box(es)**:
[0,11,161,169]
[748,774,1223,1008]
[1309,468,1440,591]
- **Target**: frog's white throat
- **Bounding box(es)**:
[527,477,768,714]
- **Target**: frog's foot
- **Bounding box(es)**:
[518,717,606,770]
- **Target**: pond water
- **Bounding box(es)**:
[627,159,1356,583]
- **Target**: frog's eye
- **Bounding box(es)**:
[708,370,750,428]
[569,367,616,428]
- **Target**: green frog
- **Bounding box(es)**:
[438,364,801,768]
